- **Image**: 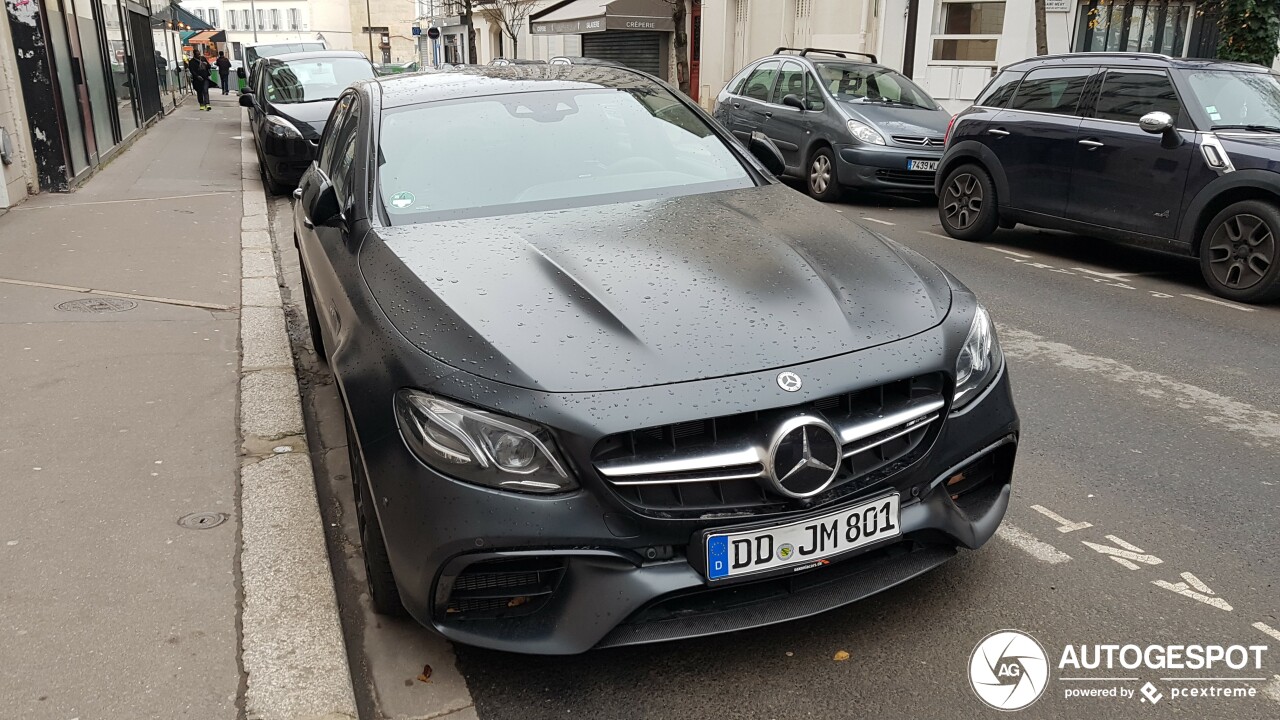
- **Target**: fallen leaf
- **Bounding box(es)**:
[507,596,529,608]
[417,664,433,683]
[833,650,850,662]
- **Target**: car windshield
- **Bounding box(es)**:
[814,62,938,109]
[1182,69,1280,130]
[265,58,374,103]
[377,86,754,222]
[248,43,325,64]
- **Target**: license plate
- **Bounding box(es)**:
[705,494,901,581]
[908,159,939,172]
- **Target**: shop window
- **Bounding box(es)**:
[1075,0,1194,56]
[931,1,1005,64]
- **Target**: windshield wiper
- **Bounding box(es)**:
[1211,124,1280,133]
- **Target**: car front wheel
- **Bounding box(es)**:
[807,147,842,202]
[347,415,407,617]
[1200,199,1280,304]
[938,164,999,241]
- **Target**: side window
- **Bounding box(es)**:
[742,60,780,101]
[804,72,826,111]
[318,96,352,174]
[771,61,806,104]
[329,100,361,202]
[1093,70,1181,125]
[726,65,753,95]
[975,70,1025,109]
[1008,67,1093,116]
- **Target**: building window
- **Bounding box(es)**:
[208,8,219,27]
[242,10,251,30]
[931,1,1005,64]
[229,11,237,29]
[795,0,810,17]
[257,9,265,29]
[1075,0,1195,56]
[288,8,301,30]
[194,8,205,21]
[270,9,281,29]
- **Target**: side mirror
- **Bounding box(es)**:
[748,131,786,176]
[1139,110,1182,148]
[306,179,343,227]
[238,93,255,108]
[781,94,806,111]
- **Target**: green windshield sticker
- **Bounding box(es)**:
[389,191,415,209]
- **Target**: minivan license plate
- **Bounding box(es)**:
[908,159,939,172]
[705,494,900,581]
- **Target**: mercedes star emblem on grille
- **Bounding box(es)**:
[767,417,842,498]
[776,371,803,392]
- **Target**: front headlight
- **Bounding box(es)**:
[265,114,303,139]
[846,119,886,145]
[953,305,1003,409]
[394,390,578,494]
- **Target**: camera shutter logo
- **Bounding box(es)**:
[969,630,1049,711]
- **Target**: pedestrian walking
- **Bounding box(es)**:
[188,51,212,110]
[216,52,232,95]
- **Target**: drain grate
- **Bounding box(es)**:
[178,512,228,530]
[56,297,137,313]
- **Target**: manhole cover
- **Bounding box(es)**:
[178,512,228,530]
[56,297,137,313]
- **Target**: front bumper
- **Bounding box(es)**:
[351,327,1018,654]
[259,133,317,186]
[835,143,943,193]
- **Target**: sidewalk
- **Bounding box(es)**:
[0,93,354,718]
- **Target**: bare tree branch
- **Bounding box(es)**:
[478,0,536,58]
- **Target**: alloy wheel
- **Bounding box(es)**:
[1207,213,1275,290]
[942,173,983,230]
[810,155,832,194]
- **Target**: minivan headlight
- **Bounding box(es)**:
[847,119,886,145]
[394,390,577,494]
[953,305,1003,408]
[266,114,303,139]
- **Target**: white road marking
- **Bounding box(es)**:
[860,216,896,226]
[995,524,1072,564]
[1082,535,1163,568]
[984,246,1034,258]
[1181,293,1258,312]
[1059,677,1139,681]
[1152,572,1232,611]
[998,326,1280,446]
[1253,622,1280,642]
[1030,504,1093,533]
[1263,675,1280,705]
[1160,677,1267,681]
[920,230,954,240]
[1072,267,1141,280]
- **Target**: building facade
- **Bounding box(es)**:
[1,0,190,207]
[219,0,355,67]
[350,0,418,66]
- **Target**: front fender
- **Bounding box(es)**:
[1178,168,1280,249]
[936,140,1010,209]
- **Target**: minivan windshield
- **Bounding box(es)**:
[265,58,374,103]
[378,87,753,222]
[1183,70,1280,130]
[815,62,938,110]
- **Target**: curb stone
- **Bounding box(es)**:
[237,114,359,720]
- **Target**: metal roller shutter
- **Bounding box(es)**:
[582,31,662,76]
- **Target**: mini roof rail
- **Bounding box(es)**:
[774,47,878,64]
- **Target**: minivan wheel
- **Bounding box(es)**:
[1200,200,1280,304]
[347,416,407,617]
[807,147,842,202]
[938,164,999,241]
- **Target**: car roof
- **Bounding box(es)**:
[757,52,892,74]
[265,50,368,63]
[369,65,669,109]
[1001,52,1274,74]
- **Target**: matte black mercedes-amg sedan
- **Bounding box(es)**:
[292,65,1019,654]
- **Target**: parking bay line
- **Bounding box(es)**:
[995,524,1072,564]
[983,245,1034,258]
[860,216,896,226]
[1254,622,1280,642]
[1182,293,1258,313]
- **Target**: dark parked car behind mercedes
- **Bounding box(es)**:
[241,50,375,194]
[715,48,952,200]
[938,53,1280,304]
[294,65,1019,654]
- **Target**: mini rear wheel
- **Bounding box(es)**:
[807,146,842,202]
[938,164,999,241]
[1199,199,1280,304]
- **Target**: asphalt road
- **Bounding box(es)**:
[272,188,1280,720]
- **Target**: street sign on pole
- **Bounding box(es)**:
[427,26,441,40]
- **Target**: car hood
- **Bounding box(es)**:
[268,100,335,138]
[838,101,951,138]
[362,183,952,393]
[1216,132,1280,167]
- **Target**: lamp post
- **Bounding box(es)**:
[367,0,375,59]
[250,0,258,41]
